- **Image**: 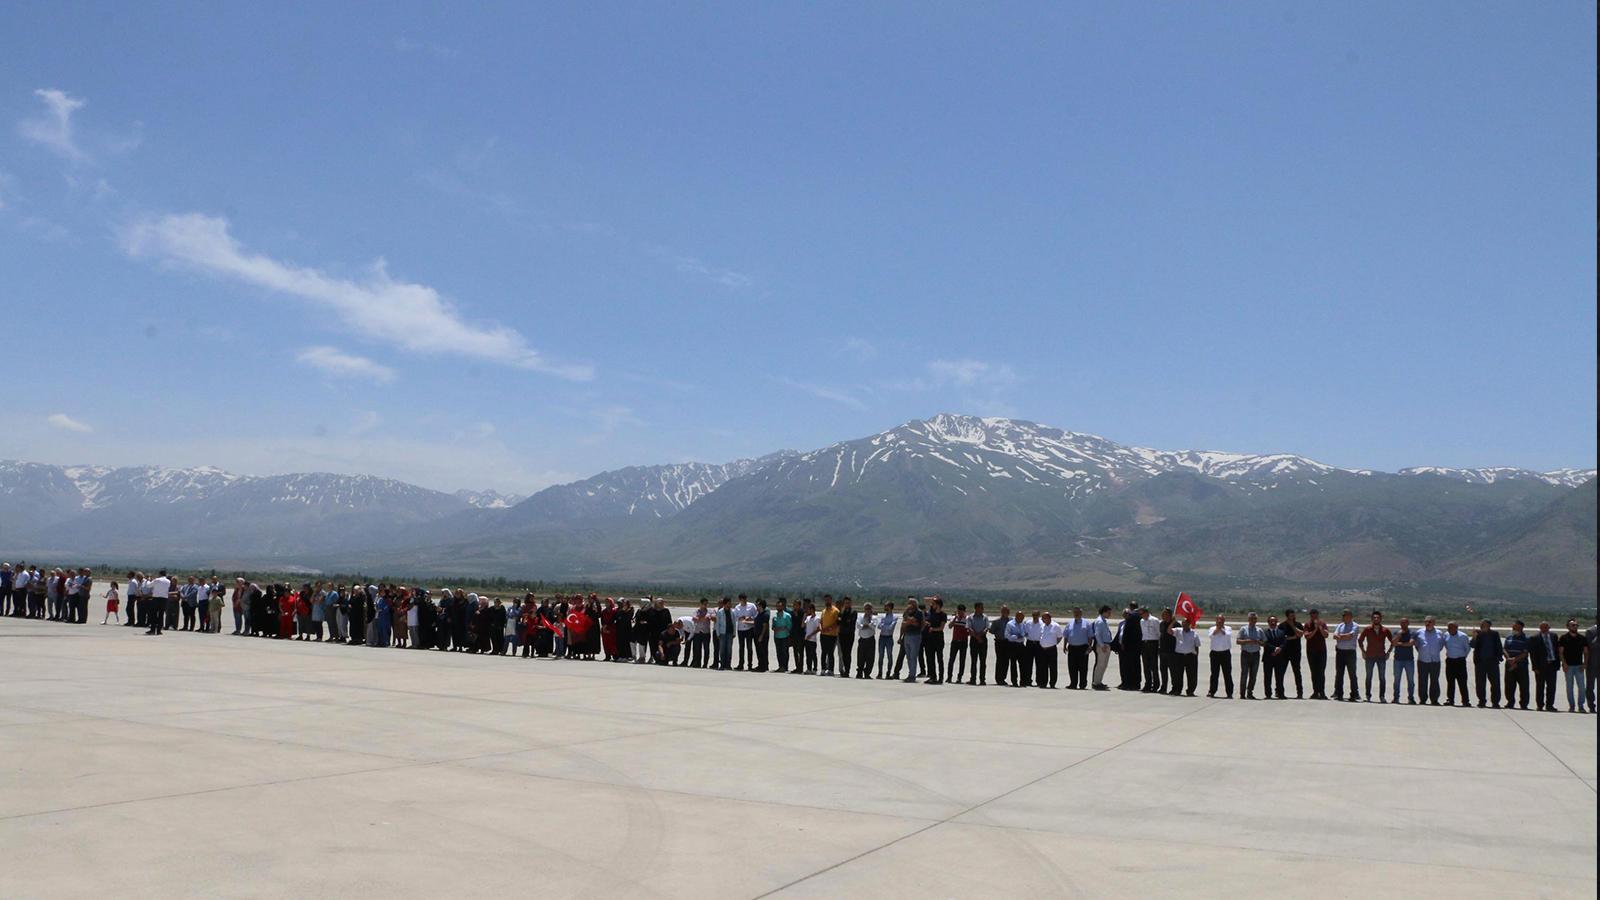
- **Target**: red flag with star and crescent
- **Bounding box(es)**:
[1176,592,1202,625]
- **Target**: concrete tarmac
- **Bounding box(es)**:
[1,616,1594,899]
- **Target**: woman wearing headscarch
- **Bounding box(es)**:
[294,585,314,640]
[394,589,411,649]
[600,598,619,661]
[374,591,393,648]
[576,602,601,659]
[452,590,472,651]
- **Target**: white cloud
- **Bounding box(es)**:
[774,376,869,411]
[122,213,592,379]
[47,412,93,433]
[838,336,877,360]
[647,246,753,289]
[925,358,1018,389]
[394,36,459,59]
[350,410,382,436]
[296,345,396,384]
[19,88,87,162]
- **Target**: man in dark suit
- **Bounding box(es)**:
[1529,621,1560,711]
[1470,620,1504,709]
[990,605,1011,686]
[752,599,771,672]
[837,597,857,679]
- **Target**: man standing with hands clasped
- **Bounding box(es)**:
[1207,614,1234,698]
[1332,609,1361,702]
[1036,611,1063,689]
[1359,612,1392,703]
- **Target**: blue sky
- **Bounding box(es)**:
[2,2,1594,492]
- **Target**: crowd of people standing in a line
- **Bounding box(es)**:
[3,562,1596,714]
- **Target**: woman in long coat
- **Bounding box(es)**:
[600,599,619,661]
[374,592,393,647]
[393,591,410,648]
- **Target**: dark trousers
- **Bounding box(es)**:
[1308,649,1328,697]
[1036,644,1058,687]
[1017,641,1037,686]
[690,633,709,667]
[737,631,755,668]
[755,633,769,670]
[143,597,163,634]
[1160,649,1177,693]
[804,640,818,672]
[993,640,1009,685]
[1334,649,1359,699]
[1534,663,1557,710]
[925,637,945,682]
[1280,653,1303,697]
[1444,658,1470,704]
[838,632,854,675]
[1209,650,1234,695]
[182,603,196,630]
[1419,660,1442,703]
[1066,645,1089,688]
[1142,644,1160,690]
[1240,652,1261,696]
[969,638,987,684]
[820,635,837,673]
[1505,663,1530,708]
[775,640,790,672]
[1474,660,1501,706]
[948,639,967,682]
[856,638,873,676]
[1171,653,1198,694]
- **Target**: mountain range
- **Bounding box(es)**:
[2,414,1594,601]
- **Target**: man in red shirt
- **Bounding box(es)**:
[1359,611,1393,703]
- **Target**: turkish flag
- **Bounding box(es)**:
[1176,592,1202,625]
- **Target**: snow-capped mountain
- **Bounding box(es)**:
[750,414,1359,502]
[454,489,526,509]
[3,415,1592,598]
[499,452,796,528]
[1397,466,1597,488]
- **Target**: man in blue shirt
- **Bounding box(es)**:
[1414,617,1447,705]
[1236,613,1267,699]
[1470,619,1504,708]
[1391,617,1417,704]
[1064,607,1093,690]
[1503,621,1531,709]
[1441,621,1473,706]
[1090,606,1115,691]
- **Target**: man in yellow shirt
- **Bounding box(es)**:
[820,595,841,676]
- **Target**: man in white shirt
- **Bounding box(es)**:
[1332,608,1362,702]
[1170,618,1201,696]
[733,594,759,670]
[10,564,30,618]
[195,579,212,633]
[1139,608,1163,692]
[1022,611,1044,688]
[1207,615,1235,698]
[144,570,172,635]
[1036,612,1064,689]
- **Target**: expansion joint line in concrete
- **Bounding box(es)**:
[1498,707,1595,794]
[751,698,1221,898]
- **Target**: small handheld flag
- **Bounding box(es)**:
[1176,592,1202,625]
